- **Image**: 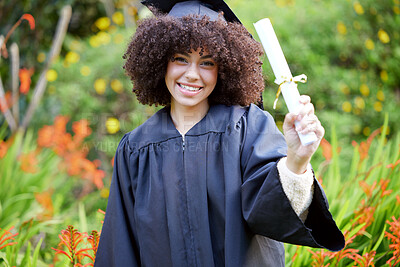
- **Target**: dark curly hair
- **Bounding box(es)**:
[123,13,265,106]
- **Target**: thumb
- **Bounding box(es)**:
[283,112,297,133]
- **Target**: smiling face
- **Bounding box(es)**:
[165,48,218,114]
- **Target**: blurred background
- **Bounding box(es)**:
[0,0,399,266]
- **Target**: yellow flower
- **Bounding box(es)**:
[106,117,120,134]
[37,52,46,63]
[378,29,390,43]
[377,90,385,101]
[342,101,352,112]
[353,107,361,115]
[128,6,138,16]
[95,17,110,31]
[337,22,347,35]
[355,97,365,109]
[100,188,110,198]
[353,2,364,14]
[69,40,82,51]
[353,21,361,30]
[360,84,369,96]
[380,70,388,82]
[46,69,58,82]
[65,51,80,64]
[365,39,374,50]
[373,101,382,112]
[363,127,371,136]
[111,79,123,93]
[380,125,390,135]
[394,6,400,15]
[94,78,107,95]
[113,33,124,44]
[80,66,91,76]
[340,84,350,95]
[353,124,361,134]
[89,36,100,48]
[112,11,124,25]
[97,31,111,45]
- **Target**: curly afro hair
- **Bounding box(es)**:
[123,13,265,106]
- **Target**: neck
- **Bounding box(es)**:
[170,100,209,135]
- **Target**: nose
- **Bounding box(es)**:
[184,63,200,81]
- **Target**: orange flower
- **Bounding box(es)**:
[309,248,332,267]
[397,195,400,205]
[38,125,55,147]
[385,216,400,266]
[387,159,400,170]
[359,180,377,198]
[379,179,392,197]
[19,68,34,94]
[0,226,19,250]
[0,139,11,158]
[1,14,35,58]
[52,225,92,265]
[0,91,13,112]
[111,156,115,167]
[19,151,39,173]
[54,132,72,156]
[353,129,380,163]
[348,251,376,266]
[35,190,54,220]
[54,115,69,135]
[21,14,35,30]
[81,159,105,189]
[80,230,100,264]
[328,230,359,262]
[72,119,92,138]
[320,138,332,161]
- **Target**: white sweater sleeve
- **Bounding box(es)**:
[277,157,314,222]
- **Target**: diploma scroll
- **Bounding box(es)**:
[253,18,317,146]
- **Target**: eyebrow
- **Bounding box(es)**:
[177,52,213,60]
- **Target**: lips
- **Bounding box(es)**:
[178,83,203,91]
[176,83,204,97]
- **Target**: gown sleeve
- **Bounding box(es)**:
[94,134,140,266]
[240,105,345,252]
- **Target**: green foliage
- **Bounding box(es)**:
[1,1,399,266]
[230,0,399,143]
[38,27,157,162]
[285,115,400,266]
[0,0,105,69]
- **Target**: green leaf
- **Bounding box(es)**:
[372,224,387,252]
[32,238,43,267]
[20,241,32,267]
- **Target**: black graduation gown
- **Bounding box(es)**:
[94,104,344,267]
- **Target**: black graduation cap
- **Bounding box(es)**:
[141,0,242,24]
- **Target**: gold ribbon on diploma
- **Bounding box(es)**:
[273,74,308,109]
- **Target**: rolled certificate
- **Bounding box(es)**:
[254,18,317,146]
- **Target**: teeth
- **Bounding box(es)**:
[180,84,201,91]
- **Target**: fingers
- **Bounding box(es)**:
[296,95,314,121]
[296,114,325,139]
[285,95,325,139]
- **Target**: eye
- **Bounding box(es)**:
[172,56,188,63]
[200,61,215,67]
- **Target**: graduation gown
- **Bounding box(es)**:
[94,104,344,267]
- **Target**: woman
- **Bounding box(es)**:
[95,1,344,266]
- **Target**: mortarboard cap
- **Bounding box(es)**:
[141,0,241,24]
